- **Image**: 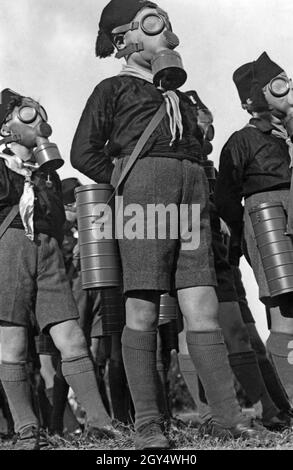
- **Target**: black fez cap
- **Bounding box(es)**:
[95,0,158,58]
[233,52,284,103]
[0,88,22,127]
[62,178,81,205]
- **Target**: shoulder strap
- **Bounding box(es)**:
[286,170,293,236]
[114,102,166,193]
[0,205,19,240]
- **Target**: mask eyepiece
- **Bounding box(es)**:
[17,104,48,124]
[141,13,166,36]
[269,76,291,98]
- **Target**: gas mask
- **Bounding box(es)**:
[112,8,187,90]
[263,75,293,141]
[186,90,216,185]
[0,89,64,171]
[186,90,215,155]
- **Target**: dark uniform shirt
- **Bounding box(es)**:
[70,75,204,182]
[215,117,291,233]
[0,158,65,245]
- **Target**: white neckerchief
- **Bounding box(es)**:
[119,64,183,146]
[0,151,38,240]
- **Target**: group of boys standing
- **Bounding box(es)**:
[1,0,293,450]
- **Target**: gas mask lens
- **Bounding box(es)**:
[141,13,167,36]
[17,104,48,124]
[269,76,291,98]
[18,106,38,124]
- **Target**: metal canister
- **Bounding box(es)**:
[99,287,125,335]
[33,142,64,171]
[151,49,187,90]
[249,201,293,297]
[75,184,121,289]
[159,293,178,326]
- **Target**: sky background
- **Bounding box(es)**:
[1,0,293,340]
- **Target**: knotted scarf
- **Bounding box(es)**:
[0,152,38,240]
[119,64,183,145]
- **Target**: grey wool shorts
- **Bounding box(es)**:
[111,156,217,294]
[0,228,79,331]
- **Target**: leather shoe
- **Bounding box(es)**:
[135,421,170,449]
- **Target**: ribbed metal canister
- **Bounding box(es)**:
[249,201,293,297]
[75,184,121,289]
[159,293,178,326]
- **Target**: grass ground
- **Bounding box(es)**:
[1,418,293,451]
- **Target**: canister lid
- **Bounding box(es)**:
[75,183,114,194]
[248,201,283,214]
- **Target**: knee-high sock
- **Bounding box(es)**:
[50,382,80,434]
[0,362,39,434]
[177,353,212,423]
[228,351,279,420]
[51,359,69,433]
[156,355,171,421]
[0,381,15,435]
[267,332,293,404]
[44,385,53,406]
[247,324,292,412]
[37,378,53,430]
[121,327,161,430]
[108,359,131,424]
[96,365,111,416]
[186,330,244,427]
[62,355,111,428]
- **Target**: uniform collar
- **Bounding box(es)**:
[249,117,274,133]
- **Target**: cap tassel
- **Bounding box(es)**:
[95,29,115,58]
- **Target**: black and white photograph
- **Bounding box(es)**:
[1,0,293,457]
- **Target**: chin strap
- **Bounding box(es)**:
[115,42,144,59]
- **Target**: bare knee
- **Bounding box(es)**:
[270,307,293,334]
[39,354,56,389]
[178,286,219,331]
[49,320,88,359]
[125,292,160,331]
[0,326,27,362]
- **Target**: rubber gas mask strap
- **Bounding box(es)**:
[115,42,144,59]
[112,22,139,35]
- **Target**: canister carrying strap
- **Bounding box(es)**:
[286,170,293,236]
[0,205,19,240]
[114,102,166,193]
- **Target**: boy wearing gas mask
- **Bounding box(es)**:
[71,0,258,449]
[179,92,292,432]
[0,89,118,449]
[215,52,293,407]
